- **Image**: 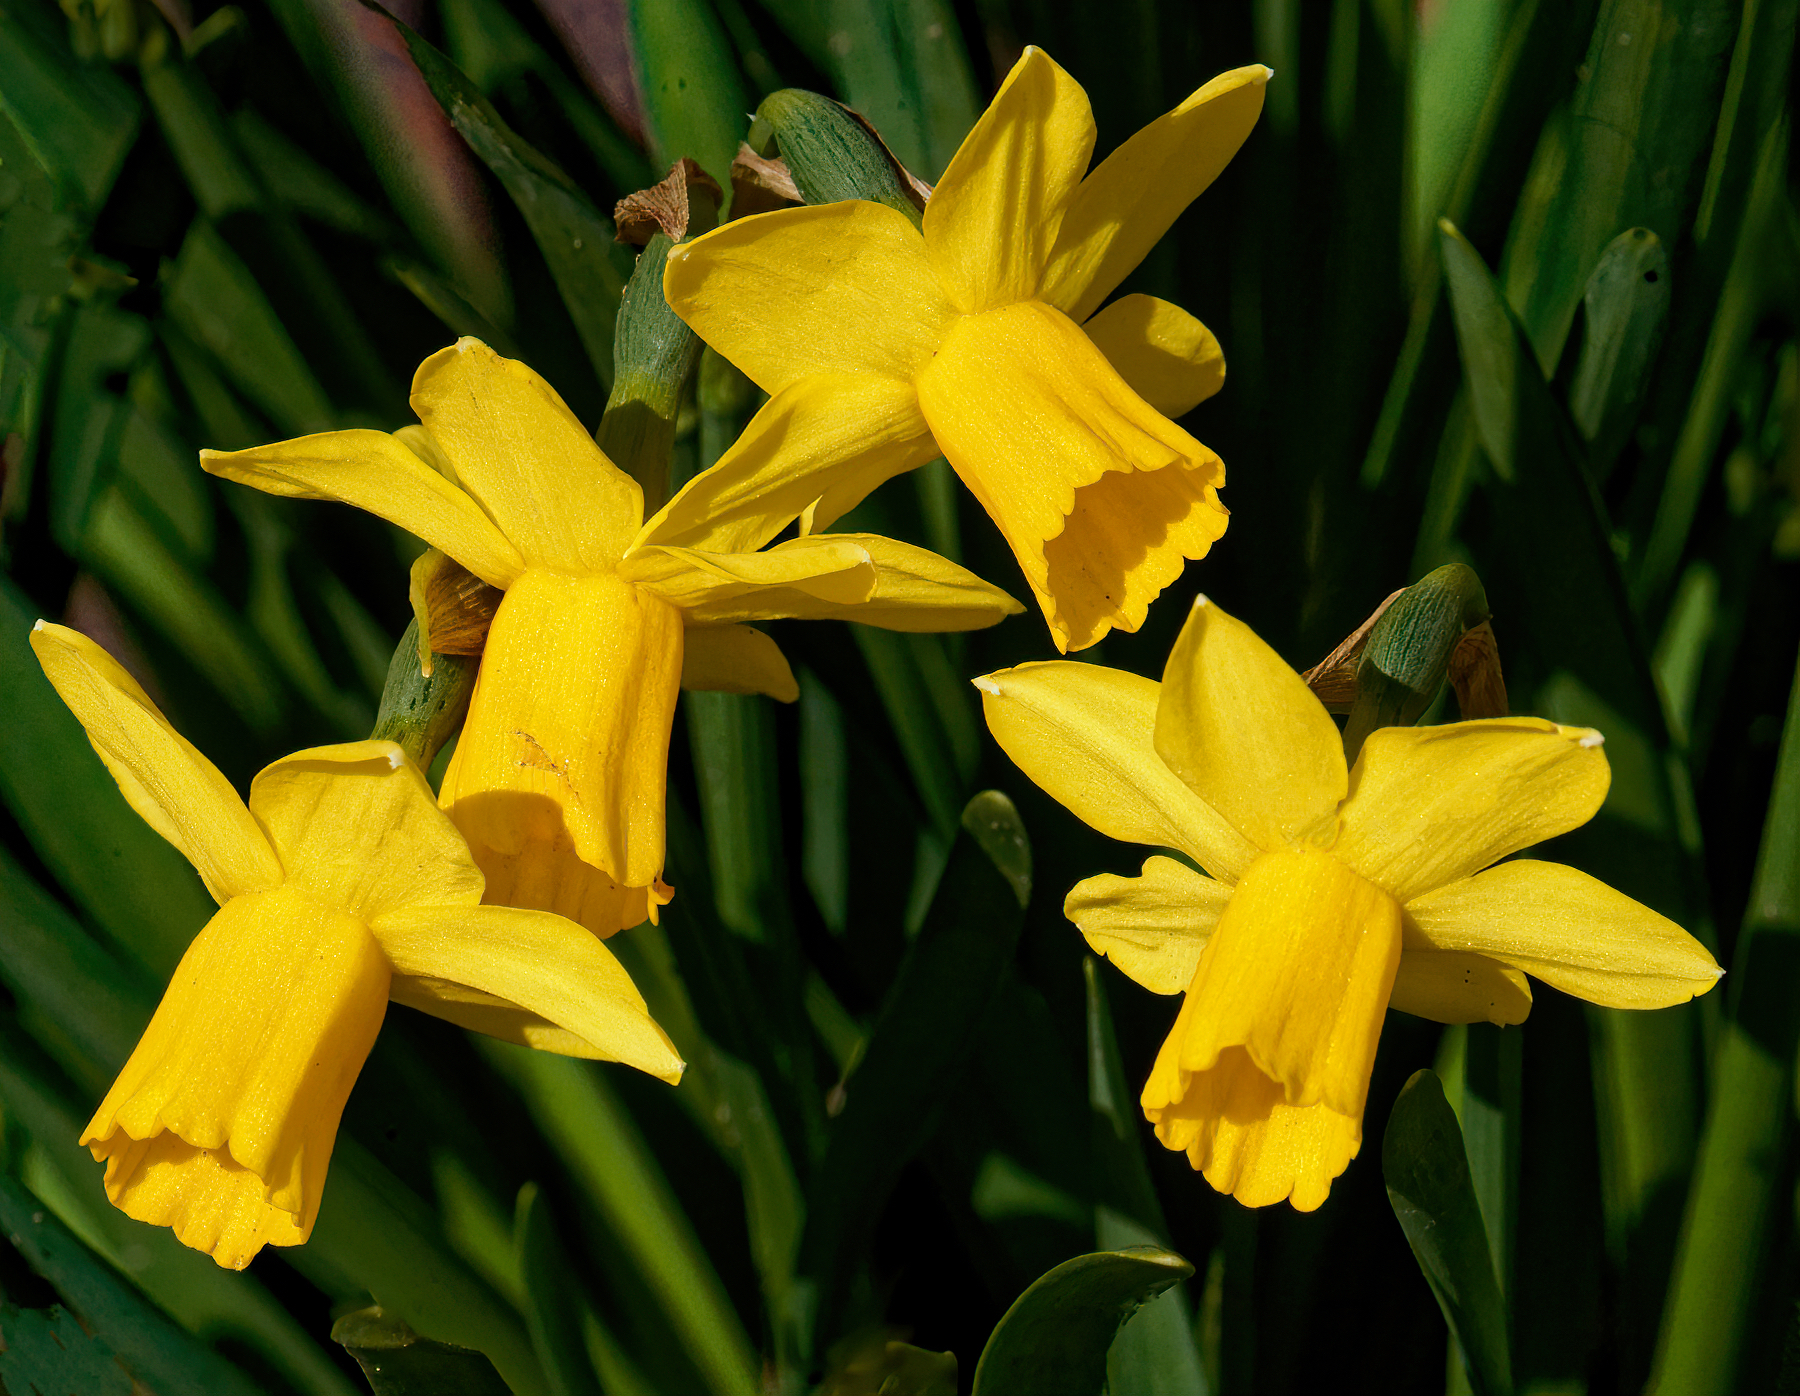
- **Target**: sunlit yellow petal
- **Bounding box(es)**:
[708,533,1024,631]
[1065,855,1227,994]
[1389,950,1532,1026]
[1082,295,1226,418]
[248,740,482,921]
[923,46,1094,311]
[1144,1035,1358,1212]
[664,202,953,394]
[468,835,671,942]
[1154,596,1347,852]
[369,903,683,1083]
[975,661,1257,882]
[410,338,642,572]
[916,299,1226,652]
[390,976,608,1058]
[1041,65,1271,321]
[620,536,877,616]
[201,430,525,590]
[83,884,390,1267]
[1404,860,1722,1008]
[1333,720,1612,903]
[638,373,938,554]
[1172,848,1400,1116]
[30,621,281,904]
[439,570,682,934]
[681,624,800,702]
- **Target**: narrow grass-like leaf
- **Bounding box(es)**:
[970,1246,1194,1396]
[626,0,748,191]
[513,1185,604,1396]
[0,0,138,214]
[332,1307,515,1396]
[1384,1069,1514,1396]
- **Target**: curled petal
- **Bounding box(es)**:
[1082,295,1226,418]
[1065,855,1227,995]
[1389,950,1532,1026]
[681,625,799,702]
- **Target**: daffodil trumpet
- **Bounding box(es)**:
[30,621,682,1269]
[976,596,1721,1209]
[204,338,1022,937]
[656,47,1269,653]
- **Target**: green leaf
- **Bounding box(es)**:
[333,1306,515,1396]
[0,0,138,215]
[970,1247,1195,1396]
[1383,1070,1514,1396]
[0,1299,136,1396]
[512,1185,604,1396]
[851,626,981,841]
[1651,649,1800,1393]
[399,20,631,390]
[1567,226,1670,477]
[626,0,749,192]
[797,791,1029,1342]
[0,1174,265,1396]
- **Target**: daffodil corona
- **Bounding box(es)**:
[204,340,1020,936]
[30,622,682,1268]
[976,597,1722,1208]
[657,48,1268,653]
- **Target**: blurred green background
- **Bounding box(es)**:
[0,0,1796,1393]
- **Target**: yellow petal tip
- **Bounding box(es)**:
[972,674,1003,696]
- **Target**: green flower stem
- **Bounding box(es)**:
[369,619,477,770]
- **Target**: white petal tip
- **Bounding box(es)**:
[1578,732,1605,749]
[1193,593,1211,610]
[30,618,45,631]
[386,748,405,770]
[972,675,1003,696]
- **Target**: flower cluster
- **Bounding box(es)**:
[27,44,1718,1269]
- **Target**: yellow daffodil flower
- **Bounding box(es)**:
[203,339,1020,937]
[656,47,1269,653]
[30,621,681,1269]
[975,596,1721,1209]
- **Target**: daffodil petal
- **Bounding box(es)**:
[1404,860,1722,1008]
[29,621,281,904]
[1389,950,1532,1026]
[201,430,524,590]
[924,46,1094,311]
[368,903,683,1082]
[248,740,483,920]
[91,1133,309,1268]
[1144,1036,1358,1212]
[975,661,1257,882]
[681,625,799,702]
[440,571,682,903]
[1333,720,1611,904]
[85,884,391,1265]
[620,536,877,617]
[390,975,610,1059]
[637,373,938,554]
[1082,294,1226,418]
[1065,855,1228,994]
[916,299,1227,651]
[663,202,953,394]
[1154,596,1347,852]
[698,532,1024,630]
[1042,65,1271,321]
[1172,848,1401,1117]
[410,338,643,571]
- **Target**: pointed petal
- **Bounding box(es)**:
[1042,66,1271,321]
[30,621,281,904]
[410,339,642,571]
[390,976,613,1058]
[976,661,1257,882]
[1404,860,1722,1008]
[665,533,1024,630]
[369,903,683,1082]
[1389,951,1532,1026]
[1082,294,1226,418]
[620,535,878,616]
[1065,855,1228,994]
[1333,720,1611,904]
[664,202,952,394]
[924,47,1094,311]
[248,740,483,921]
[84,885,391,1266]
[202,430,525,590]
[1144,1035,1359,1212]
[1154,596,1347,853]
[1170,848,1401,1116]
[681,624,799,702]
[637,374,937,554]
[916,299,1226,651]
[439,571,682,914]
